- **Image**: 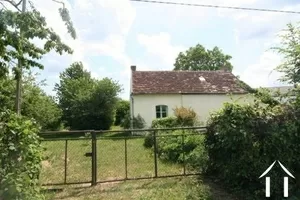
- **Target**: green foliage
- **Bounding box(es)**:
[121,112,146,129]
[253,87,280,106]
[272,22,300,86]
[205,99,300,199]
[151,107,198,128]
[157,130,207,167]
[145,107,199,149]
[174,44,233,71]
[0,10,73,76]
[0,72,62,130]
[151,116,178,128]
[58,6,77,39]
[55,62,121,130]
[0,110,43,200]
[143,132,154,148]
[115,99,130,126]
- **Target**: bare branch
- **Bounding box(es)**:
[52,0,65,7]
[15,0,22,6]
[0,0,22,11]
[0,1,9,10]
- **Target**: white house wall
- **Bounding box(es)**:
[132,94,182,127]
[132,93,254,127]
[181,94,253,124]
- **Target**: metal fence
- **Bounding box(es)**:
[39,126,206,186]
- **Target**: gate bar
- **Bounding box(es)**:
[64,140,68,184]
[125,138,128,179]
[153,131,158,177]
[91,131,97,186]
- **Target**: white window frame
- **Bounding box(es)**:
[155,105,168,118]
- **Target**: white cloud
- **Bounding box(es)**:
[25,0,137,100]
[230,4,300,42]
[137,32,185,65]
[240,51,285,88]
[31,0,136,70]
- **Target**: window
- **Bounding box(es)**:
[156,105,168,118]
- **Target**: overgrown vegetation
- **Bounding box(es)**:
[121,112,146,129]
[0,110,43,200]
[55,62,122,130]
[115,99,130,126]
[0,72,63,130]
[144,107,207,171]
[203,21,300,200]
[205,90,300,199]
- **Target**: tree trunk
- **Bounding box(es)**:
[15,0,26,115]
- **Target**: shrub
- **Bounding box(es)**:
[121,112,146,129]
[173,106,197,126]
[0,110,44,200]
[157,130,206,166]
[114,99,130,126]
[205,100,300,199]
[143,132,154,148]
[151,116,178,128]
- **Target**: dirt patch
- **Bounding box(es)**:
[42,160,51,168]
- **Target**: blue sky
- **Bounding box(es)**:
[29,0,300,99]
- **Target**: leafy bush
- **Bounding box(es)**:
[114,99,130,126]
[121,112,146,129]
[151,116,178,128]
[205,99,300,199]
[174,106,197,126]
[157,130,206,165]
[0,110,44,200]
[143,132,154,148]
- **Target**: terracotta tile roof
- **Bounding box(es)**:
[132,70,248,94]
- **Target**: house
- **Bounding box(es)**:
[129,65,253,127]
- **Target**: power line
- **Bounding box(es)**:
[130,0,300,15]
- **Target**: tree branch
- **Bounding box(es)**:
[52,0,64,7]
[0,0,22,11]
[15,0,22,6]
[0,1,8,10]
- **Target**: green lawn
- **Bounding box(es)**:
[44,176,237,200]
[40,133,184,185]
[40,130,236,200]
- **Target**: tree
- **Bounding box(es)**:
[0,71,63,130]
[0,0,76,114]
[55,62,122,130]
[173,44,233,71]
[272,22,300,87]
[115,99,130,126]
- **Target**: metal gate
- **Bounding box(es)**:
[40,126,206,186]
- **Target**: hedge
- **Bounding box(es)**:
[205,99,300,199]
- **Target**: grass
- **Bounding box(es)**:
[44,176,237,200]
[40,131,184,185]
[40,128,236,199]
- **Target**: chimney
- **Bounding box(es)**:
[131,65,136,71]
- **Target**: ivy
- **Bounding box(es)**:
[0,110,43,200]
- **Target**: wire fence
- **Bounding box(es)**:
[39,126,206,186]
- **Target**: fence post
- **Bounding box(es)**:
[91,131,97,186]
[64,139,68,184]
[181,134,186,175]
[125,137,128,179]
[153,131,158,178]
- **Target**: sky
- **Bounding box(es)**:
[24,0,300,99]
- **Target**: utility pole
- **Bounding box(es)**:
[15,0,26,115]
